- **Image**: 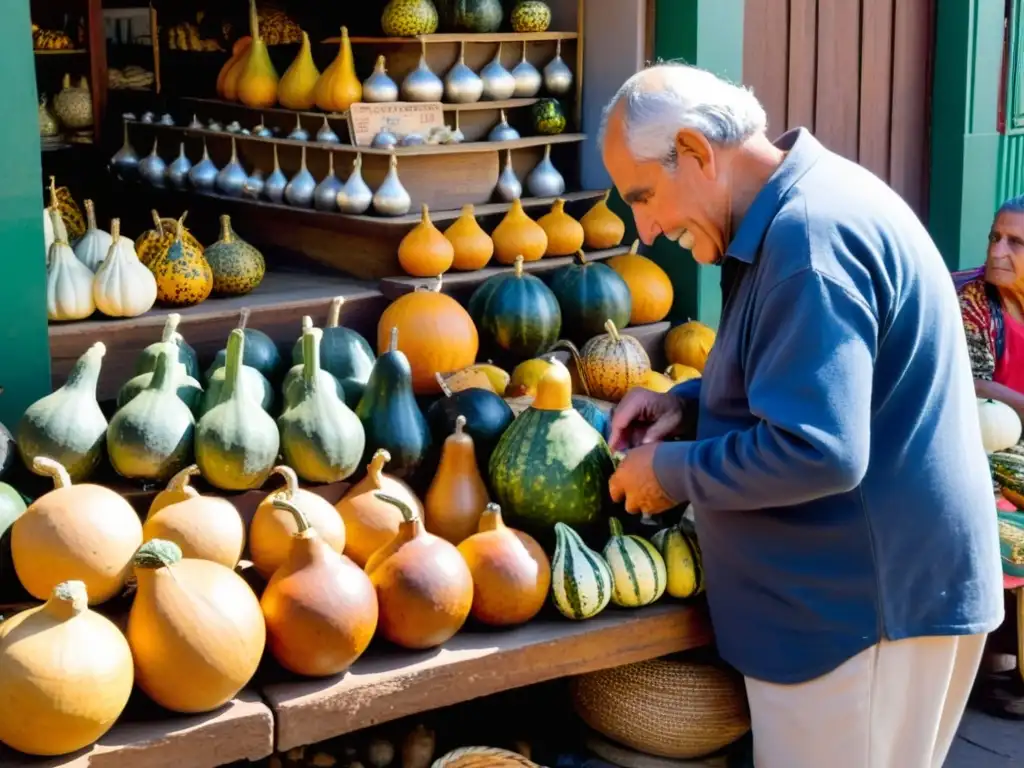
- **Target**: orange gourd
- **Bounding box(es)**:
[444,204,494,271]
[260,497,377,677]
[146,464,201,519]
[607,239,674,325]
[664,320,716,373]
[457,503,551,627]
[538,198,585,257]
[665,363,701,383]
[424,415,490,545]
[127,539,266,714]
[11,457,142,605]
[217,36,252,99]
[398,204,455,277]
[581,189,626,249]
[365,493,474,650]
[222,39,253,102]
[335,448,421,567]
[236,0,279,109]
[314,26,362,112]
[377,275,479,394]
[491,199,548,264]
[249,465,346,580]
[637,369,675,393]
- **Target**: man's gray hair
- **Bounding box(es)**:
[600,62,767,166]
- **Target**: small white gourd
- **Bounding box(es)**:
[43,176,68,265]
[73,200,113,272]
[93,218,158,318]
[46,209,95,322]
[978,398,1023,454]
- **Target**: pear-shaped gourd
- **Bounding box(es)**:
[400,41,443,102]
[444,41,483,104]
[150,216,214,307]
[511,41,542,98]
[398,204,454,277]
[538,198,584,256]
[110,120,140,180]
[200,311,275,414]
[372,154,412,217]
[278,326,366,483]
[424,415,489,545]
[135,312,201,381]
[204,214,266,296]
[527,144,565,197]
[264,144,288,203]
[243,170,265,199]
[581,190,626,249]
[196,329,280,490]
[45,210,95,321]
[337,154,373,214]
[73,200,112,272]
[492,198,548,263]
[215,137,248,198]
[278,31,320,110]
[314,153,343,212]
[363,55,398,103]
[17,342,108,482]
[315,26,361,112]
[488,109,520,142]
[542,40,573,95]
[317,117,340,144]
[287,114,310,142]
[285,146,316,208]
[138,138,167,187]
[222,38,253,102]
[495,149,522,202]
[290,298,376,408]
[107,347,195,483]
[166,143,193,190]
[188,141,219,191]
[237,0,279,108]
[117,337,203,418]
[480,43,516,101]
[444,204,494,271]
[283,317,346,408]
[93,218,158,318]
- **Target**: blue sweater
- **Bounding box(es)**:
[654,128,1004,684]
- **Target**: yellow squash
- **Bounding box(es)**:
[558,319,651,402]
[315,26,362,112]
[607,239,674,325]
[581,189,625,249]
[398,204,455,277]
[491,198,548,264]
[538,198,585,257]
[444,204,494,270]
[665,363,701,383]
[237,0,279,108]
[278,31,319,110]
[150,216,214,306]
[664,320,716,373]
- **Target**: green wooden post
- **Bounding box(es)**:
[0,7,51,425]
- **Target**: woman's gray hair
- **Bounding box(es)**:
[600,62,767,166]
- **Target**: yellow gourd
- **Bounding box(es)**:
[506,357,554,397]
[538,198,585,257]
[444,204,494,270]
[438,368,497,395]
[398,204,454,277]
[424,415,490,545]
[665,363,701,383]
[581,189,626,249]
[237,0,279,109]
[222,39,252,102]
[278,31,320,110]
[492,199,548,264]
[315,26,362,112]
[607,239,674,324]
[142,484,246,569]
[664,321,716,373]
[150,216,214,307]
[638,370,675,393]
[147,464,201,518]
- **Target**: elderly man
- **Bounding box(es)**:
[602,63,1003,767]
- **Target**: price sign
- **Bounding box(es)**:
[348,102,446,147]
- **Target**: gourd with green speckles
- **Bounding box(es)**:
[555,319,651,403]
[203,215,265,296]
[511,1,552,33]
[382,0,439,36]
[150,216,213,307]
[602,517,666,608]
[532,98,566,135]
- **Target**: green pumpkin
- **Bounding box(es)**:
[468,255,562,367]
[17,342,108,482]
[548,252,632,344]
[532,98,566,135]
[135,312,200,381]
[278,325,365,483]
[439,0,503,31]
[511,0,552,32]
[205,309,285,386]
[426,379,514,470]
[290,297,375,408]
[195,329,280,491]
[204,215,266,296]
[571,396,611,441]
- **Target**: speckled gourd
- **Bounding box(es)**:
[203,214,265,296]
[149,216,214,306]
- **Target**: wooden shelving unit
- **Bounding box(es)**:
[337,31,580,45]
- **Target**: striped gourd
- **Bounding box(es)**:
[990,451,1024,507]
[998,510,1024,577]
[603,518,666,608]
[650,521,704,599]
[550,522,612,620]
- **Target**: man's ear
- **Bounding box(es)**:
[675,128,716,179]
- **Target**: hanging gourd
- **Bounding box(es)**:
[606,239,674,325]
[278,30,320,110]
[398,204,455,277]
[580,189,625,249]
[260,496,377,677]
[664,320,716,373]
[217,36,252,100]
[135,311,201,381]
[377,275,478,394]
[12,457,142,604]
[424,416,490,545]
[550,522,613,620]
[426,375,515,471]
[237,0,279,108]
[537,198,584,257]
[150,215,214,307]
[365,493,474,650]
[146,464,201,518]
[491,198,548,264]
[250,465,347,580]
[72,200,112,272]
[457,502,550,627]
[557,319,652,402]
[603,517,667,608]
[204,214,266,296]
[290,297,376,409]
[444,204,494,271]
[0,581,134,757]
[127,539,266,713]
[93,218,158,318]
[45,208,95,322]
[548,252,632,345]
[315,26,362,112]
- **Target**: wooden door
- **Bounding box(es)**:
[743,0,936,220]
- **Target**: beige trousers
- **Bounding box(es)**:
[744,634,987,768]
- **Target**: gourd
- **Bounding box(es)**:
[107,347,195,483]
[0,581,134,757]
[335,449,422,567]
[457,502,550,627]
[426,374,514,469]
[548,252,632,344]
[127,539,266,714]
[382,0,439,36]
[665,363,701,383]
[488,360,614,544]
[444,204,493,270]
[217,36,252,100]
[150,216,214,307]
[377,275,478,394]
[580,190,626,249]
[146,464,201,518]
[990,452,1024,508]
[650,521,704,598]
[558,320,651,402]
[12,457,142,604]
[664,320,716,373]
[638,369,675,393]
[93,219,158,318]
[195,329,280,491]
[357,327,433,481]
[278,31,320,110]
[603,518,666,608]
[451,361,510,394]
[365,493,474,649]
[45,209,95,321]
[978,398,1023,454]
[142,471,245,568]
[424,415,490,545]
[204,214,266,296]
[250,465,347,580]
[206,308,285,386]
[117,355,203,419]
[0,480,26,585]
[468,255,561,365]
[260,497,377,677]
[135,209,202,269]
[17,342,108,482]
[43,177,69,260]
[315,26,361,112]
[202,312,276,414]
[73,199,112,272]
[283,317,345,408]
[279,326,366,483]
[550,521,612,620]
[237,0,279,109]
[491,198,547,264]
[135,311,201,380]
[607,239,674,325]
[290,296,376,408]
[538,198,584,257]
[398,204,455,277]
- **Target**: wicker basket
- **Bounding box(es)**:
[570,657,750,759]
[431,746,544,767]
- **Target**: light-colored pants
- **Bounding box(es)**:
[744,634,987,768]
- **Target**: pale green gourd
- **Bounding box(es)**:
[281,316,345,409]
[135,313,201,381]
[200,362,274,415]
[118,337,204,417]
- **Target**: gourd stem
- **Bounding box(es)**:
[230,136,239,163]
[327,297,344,328]
[149,348,176,392]
[513,255,524,278]
[575,250,587,266]
[420,203,430,224]
[629,238,639,255]
[603,189,611,204]
[150,209,163,236]
[47,208,66,246]
[174,216,184,241]
[604,319,621,342]
[249,0,261,43]
[611,450,627,467]
[64,341,106,393]
[388,325,399,354]
[454,414,467,436]
[301,315,313,334]
[222,329,246,399]
[33,457,73,489]
[49,580,89,619]
[271,496,314,535]
[302,327,323,388]
[273,144,280,172]
[84,199,97,231]
[49,176,59,210]
[477,502,505,533]
[165,464,201,493]
[238,307,251,330]
[608,517,625,537]
[271,465,301,498]
[374,492,418,523]
[435,372,454,398]
[219,214,233,243]
[160,312,181,343]
[133,539,183,569]
[368,449,391,487]
[110,218,121,242]
[300,145,308,170]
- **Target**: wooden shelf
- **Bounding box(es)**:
[180,96,542,120]
[34,49,88,55]
[262,602,711,752]
[333,32,579,45]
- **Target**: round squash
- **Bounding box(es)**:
[665,363,701,383]
[205,309,285,386]
[606,239,674,325]
[548,251,632,344]
[426,374,515,470]
[664,320,716,373]
[978,398,1023,454]
[559,319,652,402]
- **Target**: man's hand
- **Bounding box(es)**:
[608,443,676,516]
[608,389,686,452]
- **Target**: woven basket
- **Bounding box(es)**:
[570,657,750,759]
[431,746,543,767]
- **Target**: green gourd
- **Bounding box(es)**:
[355,327,431,482]
[205,308,284,386]
[17,342,108,482]
[135,313,200,381]
[107,348,195,483]
[290,296,375,408]
[0,422,15,479]
[282,316,345,409]
[278,326,366,483]
[200,362,274,415]
[195,329,280,491]
[204,214,266,296]
[547,251,632,345]
[0,481,28,596]
[117,339,204,417]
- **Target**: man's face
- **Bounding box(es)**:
[602,110,728,265]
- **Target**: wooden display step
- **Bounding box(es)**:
[337,32,580,44]
[262,602,712,752]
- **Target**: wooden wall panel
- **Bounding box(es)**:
[815,0,862,158]
[743,0,790,138]
[858,0,895,179]
[787,0,818,131]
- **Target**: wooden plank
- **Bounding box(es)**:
[743,0,790,139]
[262,602,712,751]
[857,0,894,180]
[180,95,541,119]
[815,0,862,159]
[335,32,580,45]
[786,0,817,131]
